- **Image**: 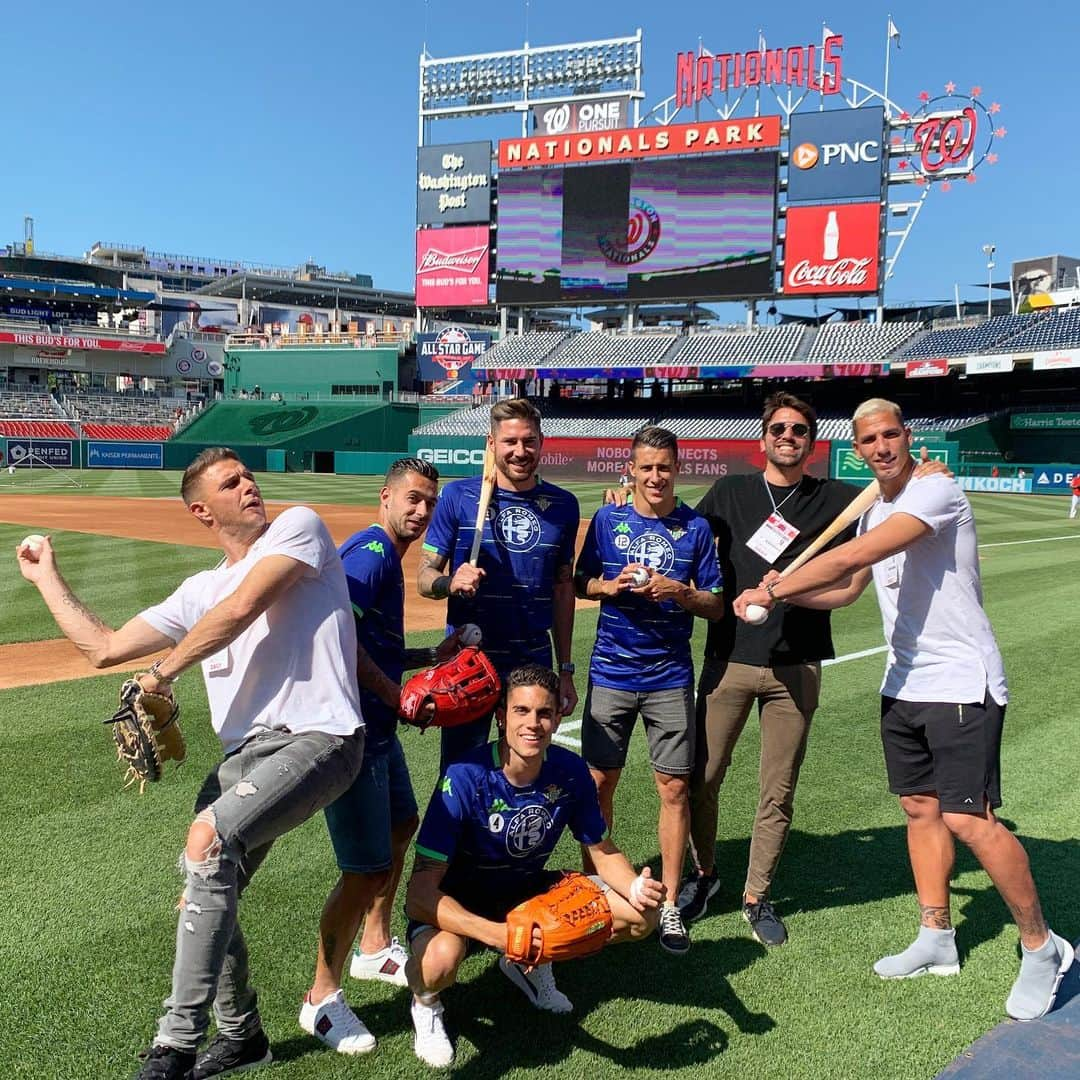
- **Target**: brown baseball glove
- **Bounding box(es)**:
[105,676,186,792]
[505,871,613,968]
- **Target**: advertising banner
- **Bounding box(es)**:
[787,106,885,204]
[965,355,1014,375]
[415,226,490,307]
[783,202,880,296]
[499,116,782,169]
[1011,412,1080,430]
[86,441,164,469]
[905,358,950,378]
[532,96,632,135]
[958,476,1033,494]
[1032,348,1080,371]
[832,442,952,480]
[417,327,491,387]
[0,330,165,354]
[6,438,72,467]
[1032,466,1080,495]
[538,438,830,482]
[14,346,87,369]
[416,142,492,226]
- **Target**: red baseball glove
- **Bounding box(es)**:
[398,646,501,730]
[505,871,613,968]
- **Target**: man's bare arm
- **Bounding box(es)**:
[417,550,452,599]
[405,854,504,949]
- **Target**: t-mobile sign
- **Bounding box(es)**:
[415,226,490,307]
[783,202,880,296]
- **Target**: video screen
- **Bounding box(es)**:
[495,152,777,303]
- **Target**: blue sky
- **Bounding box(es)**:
[5,1,1076,311]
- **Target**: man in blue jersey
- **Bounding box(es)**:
[300,458,463,1057]
[403,665,665,1067]
[418,398,580,768]
[576,426,724,956]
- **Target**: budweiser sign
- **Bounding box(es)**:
[783,202,880,296]
[415,225,490,307]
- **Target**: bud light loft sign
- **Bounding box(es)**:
[787,106,885,203]
[783,202,881,296]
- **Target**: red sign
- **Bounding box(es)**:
[498,117,781,169]
[538,437,830,482]
[905,358,950,378]
[0,331,165,354]
[783,202,880,296]
[676,36,844,107]
[415,226,490,307]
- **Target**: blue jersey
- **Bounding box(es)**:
[415,741,608,916]
[339,524,403,755]
[576,501,723,691]
[423,476,580,674]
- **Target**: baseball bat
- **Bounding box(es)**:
[777,480,881,579]
[468,444,497,566]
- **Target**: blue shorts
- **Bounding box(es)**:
[324,735,418,874]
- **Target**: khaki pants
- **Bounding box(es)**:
[689,659,820,900]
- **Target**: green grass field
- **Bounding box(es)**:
[2,478,1078,1079]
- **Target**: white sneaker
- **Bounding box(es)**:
[497,956,573,1013]
[299,989,376,1054]
[411,996,454,1067]
[350,936,409,987]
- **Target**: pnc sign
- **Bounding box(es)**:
[787,106,885,203]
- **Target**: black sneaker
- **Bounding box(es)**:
[134,1045,196,1080]
[658,903,690,954]
[191,1031,272,1078]
[743,899,787,946]
[677,870,720,923]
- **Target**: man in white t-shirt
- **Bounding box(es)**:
[731,398,1074,1024]
[16,448,365,1080]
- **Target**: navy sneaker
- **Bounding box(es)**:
[134,1045,196,1080]
[658,903,690,954]
[191,1030,272,1077]
[743,899,787,946]
[677,870,720,923]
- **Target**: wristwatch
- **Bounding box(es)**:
[559,662,576,675]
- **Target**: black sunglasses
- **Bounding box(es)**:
[767,422,810,438]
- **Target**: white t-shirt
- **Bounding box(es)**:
[141,505,363,752]
[860,473,1007,706]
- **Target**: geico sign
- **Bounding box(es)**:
[793,139,879,169]
[417,447,486,465]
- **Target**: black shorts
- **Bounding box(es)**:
[880,693,1005,813]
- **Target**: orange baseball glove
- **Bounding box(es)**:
[505,871,613,968]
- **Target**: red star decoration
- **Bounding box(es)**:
[918,90,930,102]
[941,181,952,192]
[945,80,956,93]
[989,102,1001,114]
[965,173,977,184]
[914,175,927,185]
[987,152,999,164]
[994,126,1007,137]
[897,159,909,169]
[898,110,911,121]
[891,134,902,145]
[971,86,982,97]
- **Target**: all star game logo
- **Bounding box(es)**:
[421,325,478,379]
[598,197,661,266]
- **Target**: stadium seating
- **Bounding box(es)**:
[806,322,921,362]
[1001,307,1080,352]
[668,325,806,364]
[473,332,568,369]
[64,391,178,426]
[895,314,1042,359]
[0,419,79,438]
[81,423,173,441]
[545,332,679,366]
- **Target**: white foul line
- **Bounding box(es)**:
[822,645,889,667]
[978,533,1080,550]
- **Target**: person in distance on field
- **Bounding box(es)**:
[733,399,1075,1021]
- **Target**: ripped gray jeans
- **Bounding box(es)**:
[155,727,364,1051]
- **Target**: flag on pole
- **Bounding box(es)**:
[888,19,901,49]
[823,24,835,38]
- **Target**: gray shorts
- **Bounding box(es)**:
[582,682,695,776]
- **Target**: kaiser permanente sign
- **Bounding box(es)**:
[498,117,781,168]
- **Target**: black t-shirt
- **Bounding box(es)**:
[695,472,861,666]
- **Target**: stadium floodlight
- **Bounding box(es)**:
[982,244,996,318]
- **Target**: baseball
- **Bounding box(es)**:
[459,623,482,646]
[18,534,46,558]
[629,566,650,587]
[744,603,770,626]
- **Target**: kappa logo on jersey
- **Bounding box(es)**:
[363,540,385,554]
[506,804,553,857]
[495,505,542,552]
[613,520,632,550]
[627,532,676,574]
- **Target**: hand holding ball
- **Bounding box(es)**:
[628,566,650,587]
[744,603,770,626]
[18,534,46,559]
[459,623,482,646]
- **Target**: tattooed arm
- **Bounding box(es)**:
[16,536,173,667]
[417,549,484,601]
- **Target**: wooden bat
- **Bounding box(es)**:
[468,444,497,566]
[777,480,881,579]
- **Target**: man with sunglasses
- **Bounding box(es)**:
[677,393,871,945]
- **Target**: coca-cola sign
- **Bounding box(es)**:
[783,202,881,296]
[416,226,490,307]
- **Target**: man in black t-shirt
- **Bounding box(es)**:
[678,393,862,947]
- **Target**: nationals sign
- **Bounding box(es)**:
[415,226,490,307]
[783,202,880,296]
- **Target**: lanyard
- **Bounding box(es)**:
[763,474,800,518]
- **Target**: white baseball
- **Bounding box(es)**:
[19,533,46,558]
[459,623,482,646]
[744,603,770,626]
[629,566,650,587]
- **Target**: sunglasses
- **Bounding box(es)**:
[766,422,811,438]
